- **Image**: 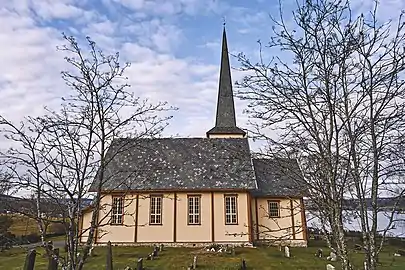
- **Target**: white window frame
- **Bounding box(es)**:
[150,195,163,225]
[224,195,238,225]
[111,196,124,225]
[188,195,201,225]
[268,200,280,218]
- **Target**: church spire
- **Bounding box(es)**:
[206,27,246,138]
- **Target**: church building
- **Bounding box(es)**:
[80,28,308,247]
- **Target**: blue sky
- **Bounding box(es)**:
[1,0,404,150]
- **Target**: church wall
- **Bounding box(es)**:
[175,193,212,242]
[97,194,137,243]
[79,208,92,243]
[136,193,175,243]
[213,192,250,242]
[255,198,306,243]
[80,191,253,244]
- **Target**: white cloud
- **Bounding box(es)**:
[0,0,233,143]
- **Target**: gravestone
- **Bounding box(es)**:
[153,246,159,257]
[136,258,143,270]
[284,246,290,258]
[231,246,236,256]
[241,259,247,270]
[327,252,337,262]
[89,246,94,256]
[316,248,323,258]
[23,249,36,270]
[278,245,282,252]
[193,256,197,269]
[48,248,59,270]
[326,264,335,270]
[106,241,113,270]
[397,249,405,256]
[159,244,164,252]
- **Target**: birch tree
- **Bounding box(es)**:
[237,0,405,269]
[0,35,174,270]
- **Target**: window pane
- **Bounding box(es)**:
[188,196,200,224]
[112,197,124,224]
[225,196,237,224]
[268,201,280,217]
[150,196,162,224]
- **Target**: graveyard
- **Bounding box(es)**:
[1,241,405,269]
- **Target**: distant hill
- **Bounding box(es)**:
[305,197,405,211]
[0,194,93,216]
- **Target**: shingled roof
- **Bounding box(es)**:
[251,158,307,197]
[89,138,257,191]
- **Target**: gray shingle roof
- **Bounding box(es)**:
[89,138,257,191]
[252,158,307,197]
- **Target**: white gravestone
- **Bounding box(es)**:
[327,252,337,262]
[284,246,290,258]
[326,264,335,270]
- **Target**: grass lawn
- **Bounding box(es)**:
[0,245,405,269]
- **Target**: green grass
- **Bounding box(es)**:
[0,245,405,270]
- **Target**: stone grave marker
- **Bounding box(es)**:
[48,248,59,270]
[327,251,337,262]
[326,264,335,270]
[23,249,36,270]
[193,256,197,269]
[153,246,159,257]
[106,241,113,270]
[284,246,290,258]
[241,259,247,270]
[136,258,143,270]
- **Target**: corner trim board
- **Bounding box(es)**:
[255,197,259,240]
[134,194,139,242]
[211,191,215,242]
[173,192,177,242]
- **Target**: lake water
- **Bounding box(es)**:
[306,210,405,237]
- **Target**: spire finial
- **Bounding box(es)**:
[222,16,226,27]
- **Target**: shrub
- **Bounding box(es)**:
[49,223,66,235]
[0,216,13,251]
[26,233,41,243]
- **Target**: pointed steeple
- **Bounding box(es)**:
[207,27,246,138]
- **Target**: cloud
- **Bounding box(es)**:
[2,0,350,151]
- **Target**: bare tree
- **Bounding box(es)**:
[0,170,12,196]
[0,34,174,270]
[236,0,405,269]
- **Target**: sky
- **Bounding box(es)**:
[1,0,405,151]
